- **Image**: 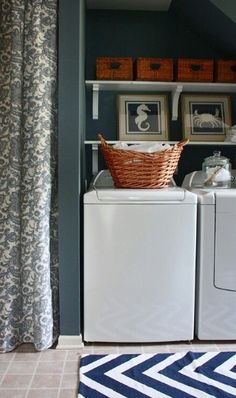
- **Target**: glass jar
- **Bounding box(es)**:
[202,151,232,188]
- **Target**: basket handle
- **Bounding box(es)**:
[97,133,108,146]
[190,64,202,71]
[176,138,189,147]
[170,138,189,151]
[150,63,161,70]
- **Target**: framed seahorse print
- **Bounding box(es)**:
[181,94,232,141]
[117,94,169,141]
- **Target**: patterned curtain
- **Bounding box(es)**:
[0,0,59,352]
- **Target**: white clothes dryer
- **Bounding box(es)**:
[183,170,236,340]
[83,170,197,343]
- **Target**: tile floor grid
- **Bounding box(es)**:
[0,352,15,387]
[0,341,236,398]
[56,350,68,398]
[25,358,40,398]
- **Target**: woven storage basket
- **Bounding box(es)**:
[98,134,189,189]
[215,60,236,83]
[96,57,133,80]
[134,57,173,81]
[177,58,214,82]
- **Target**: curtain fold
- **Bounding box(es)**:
[0,0,59,352]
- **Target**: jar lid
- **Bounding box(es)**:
[203,151,230,167]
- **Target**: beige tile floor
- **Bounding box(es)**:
[0,340,236,398]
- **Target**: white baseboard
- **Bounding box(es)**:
[56,335,84,350]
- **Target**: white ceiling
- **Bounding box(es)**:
[86,0,173,11]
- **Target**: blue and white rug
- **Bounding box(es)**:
[78,352,236,397]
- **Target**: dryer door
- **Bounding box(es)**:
[214,191,236,292]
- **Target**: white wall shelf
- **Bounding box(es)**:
[86,80,236,121]
[85,140,236,176]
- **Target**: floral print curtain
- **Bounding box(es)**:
[0,0,59,352]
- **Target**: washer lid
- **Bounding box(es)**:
[84,170,197,203]
[84,187,197,204]
[96,187,186,202]
[214,191,236,292]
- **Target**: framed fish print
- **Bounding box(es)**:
[117,94,169,141]
[181,94,232,142]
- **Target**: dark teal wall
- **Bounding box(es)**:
[58,1,236,336]
[85,10,223,142]
[58,0,85,335]
[210,0,236,23]
[170,0,236,56]
[85,9,236,186]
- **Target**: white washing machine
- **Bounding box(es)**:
[83,170,197,343]
[183,170,236,340]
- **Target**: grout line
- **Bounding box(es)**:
[85,343,94,355]
[24,352,41,398]
[0,352,16,386]
[0,387,60,390]
[0,372,63,376]
[56,350,68,398]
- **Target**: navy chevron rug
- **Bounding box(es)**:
[78,352,236,397]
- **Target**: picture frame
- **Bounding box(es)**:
[181,94,232,142]
[117,94,169,141]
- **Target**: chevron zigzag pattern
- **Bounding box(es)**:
[78,351,236,398]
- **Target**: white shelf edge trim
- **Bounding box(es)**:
[85,140,236,176]
[86,80,236,120]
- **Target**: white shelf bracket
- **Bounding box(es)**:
[92,143,99,175]
[171,85,183,121]
[92,84,99,119]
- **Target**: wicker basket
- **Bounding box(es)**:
[98,134,189,189]
[134,57,173,81]
[177,58,214,82]
[215,60,236,83]
[96,57,133,80]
